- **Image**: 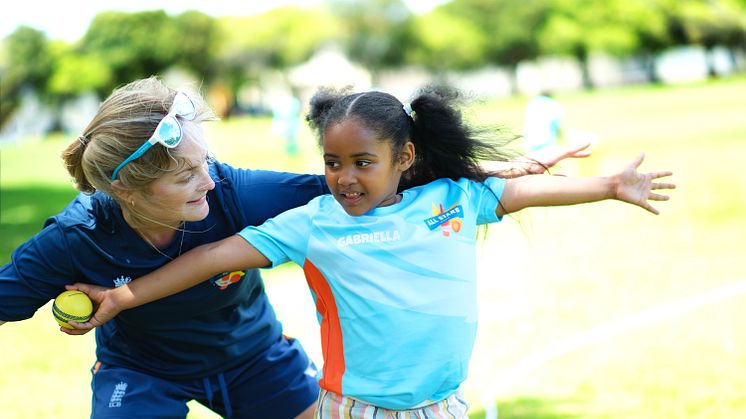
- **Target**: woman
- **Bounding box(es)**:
[0,77,589,418]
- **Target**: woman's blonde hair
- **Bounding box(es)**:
[62,76,216,199]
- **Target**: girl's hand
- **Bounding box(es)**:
[614,153,675,215]
[57,283,125,335]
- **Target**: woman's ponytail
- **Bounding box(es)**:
[61,135,96,194]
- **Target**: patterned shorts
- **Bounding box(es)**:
[315,388,469,418]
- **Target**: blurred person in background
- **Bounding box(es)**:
[523,91,565,152]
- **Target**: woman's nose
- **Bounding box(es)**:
[198,168,215,191]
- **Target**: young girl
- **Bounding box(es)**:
[69,86,674,418]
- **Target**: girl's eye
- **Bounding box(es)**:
[325,161,340,169]
[356,160,371,168]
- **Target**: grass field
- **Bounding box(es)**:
[1,78,745,418]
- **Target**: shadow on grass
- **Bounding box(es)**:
[0,184,78,264]
[470,396,581,419]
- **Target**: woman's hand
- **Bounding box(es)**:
[614,153,675,215]
[485,140,592,178]
[58,283,126,335]
[523,140,593,174]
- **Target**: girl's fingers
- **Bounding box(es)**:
[651,182,676,190]
[642,203,660,215]
[631,153,645,169]
[648,193,670,201]
[650,170,673,179]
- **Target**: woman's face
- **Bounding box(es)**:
[131,128,216,226]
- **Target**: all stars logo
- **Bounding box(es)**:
[423,203,463,236]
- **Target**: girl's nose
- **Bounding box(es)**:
[337,169,357,186]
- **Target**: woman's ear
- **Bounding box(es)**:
[110,180,134,203]
[397,141,415,171]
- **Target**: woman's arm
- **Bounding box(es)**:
[63,235,269,334]
[497,153,674,216]
[486,140,592,178]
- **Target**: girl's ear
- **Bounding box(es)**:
[397,141,415,171]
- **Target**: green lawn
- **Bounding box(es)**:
[1,78,745,418]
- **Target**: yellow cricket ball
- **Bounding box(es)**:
[52,290,93,329]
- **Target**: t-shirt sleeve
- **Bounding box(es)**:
[216,163,328,227]
[236,200,317,268]
[473,177,507,225]
[0,223,78,321]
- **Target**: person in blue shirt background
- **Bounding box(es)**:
[523,91,565,152]
[64,85,673,418]
[0,77,590,419]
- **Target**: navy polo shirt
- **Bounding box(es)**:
[0,162,327,379]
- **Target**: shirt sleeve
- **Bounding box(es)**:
[473,177,507,225]
[236,199,318,268]
[0,223,78,321]
[215,163,328,227]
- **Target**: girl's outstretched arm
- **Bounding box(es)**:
[61,235,269,334]
[496,153,675,216]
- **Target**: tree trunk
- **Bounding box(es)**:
[705,47,719,78]
[508,64,519,96]
[643,51,660,84]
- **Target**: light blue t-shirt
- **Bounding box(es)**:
[239,177,506,409]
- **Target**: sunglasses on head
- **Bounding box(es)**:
[110,91,197,180]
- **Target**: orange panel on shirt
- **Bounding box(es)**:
[303,259,345,393]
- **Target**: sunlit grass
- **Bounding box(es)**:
[1,78,745,418]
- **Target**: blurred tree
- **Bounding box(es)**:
[80,10,180,92]
[215,6,340,113]
[442,0,551,94]
[173,11,219,84]
[677,0,746,76]
[48,51,113,98]
[406,7,488,75]
[618,0,671,84]
[329,0,413,84]
[538,0,642,89]
[0,26,55,127]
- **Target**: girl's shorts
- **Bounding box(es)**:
[315,388,469,418]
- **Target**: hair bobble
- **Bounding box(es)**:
[77,135,90,147]
[402,103,414,118]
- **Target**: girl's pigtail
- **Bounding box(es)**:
[404,85,516,189]
[307,87,350,144]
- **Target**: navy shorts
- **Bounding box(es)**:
[89,337,319,418]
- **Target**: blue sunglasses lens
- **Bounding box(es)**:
[157,116,183,147]
[171,93,196,120]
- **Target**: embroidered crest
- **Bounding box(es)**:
[213,271,246,290]
[113,275,132,287]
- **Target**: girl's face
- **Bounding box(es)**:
[323,119,413,216]
[130,132,216,226]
